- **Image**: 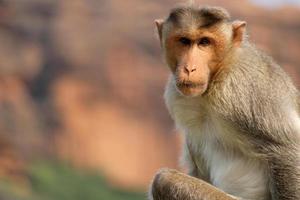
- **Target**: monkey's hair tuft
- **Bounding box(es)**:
[167,5,231,27]
[200,6,231,23]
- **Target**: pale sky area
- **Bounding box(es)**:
[250,0,300,8]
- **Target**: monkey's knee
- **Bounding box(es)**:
[149,168,239,200]
[149,168,170,199]
[149,168,180,200]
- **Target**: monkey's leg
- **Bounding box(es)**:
[150,168,238,200]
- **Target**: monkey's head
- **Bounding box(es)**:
[155,6,246,97]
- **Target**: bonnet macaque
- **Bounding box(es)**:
[150,5,300,200]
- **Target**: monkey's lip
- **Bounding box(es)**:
[176,81,206,89]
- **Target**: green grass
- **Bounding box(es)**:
[0,161,146,200]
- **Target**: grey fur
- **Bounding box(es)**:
[205,42,300,199]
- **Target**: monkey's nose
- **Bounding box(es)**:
[184,66,197,75]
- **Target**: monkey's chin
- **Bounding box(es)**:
[176,85,207,97]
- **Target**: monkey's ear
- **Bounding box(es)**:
[232,20,247,47]
[155,19,164,42]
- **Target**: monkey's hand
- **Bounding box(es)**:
[149,168,238,200]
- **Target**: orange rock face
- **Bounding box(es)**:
[52,76,180,188]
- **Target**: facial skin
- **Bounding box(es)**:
[166,32,216,97]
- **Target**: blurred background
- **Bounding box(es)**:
[0,0,299,199]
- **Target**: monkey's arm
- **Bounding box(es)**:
[183,139,210,181]
[150,168,238,200]
[268,148,300,199]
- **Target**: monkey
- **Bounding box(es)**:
[149,5,300,200]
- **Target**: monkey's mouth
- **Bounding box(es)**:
[176,81,205,89]
[176,81,207,96]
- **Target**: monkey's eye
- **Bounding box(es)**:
[178,37,191,46]
[198,37,211,46]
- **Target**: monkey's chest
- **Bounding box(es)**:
[187,120,269,200]
[167,93,270,199]
[199,140,268,199]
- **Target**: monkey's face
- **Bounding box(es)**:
[163,29,227,97]
[165,34,211,96]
